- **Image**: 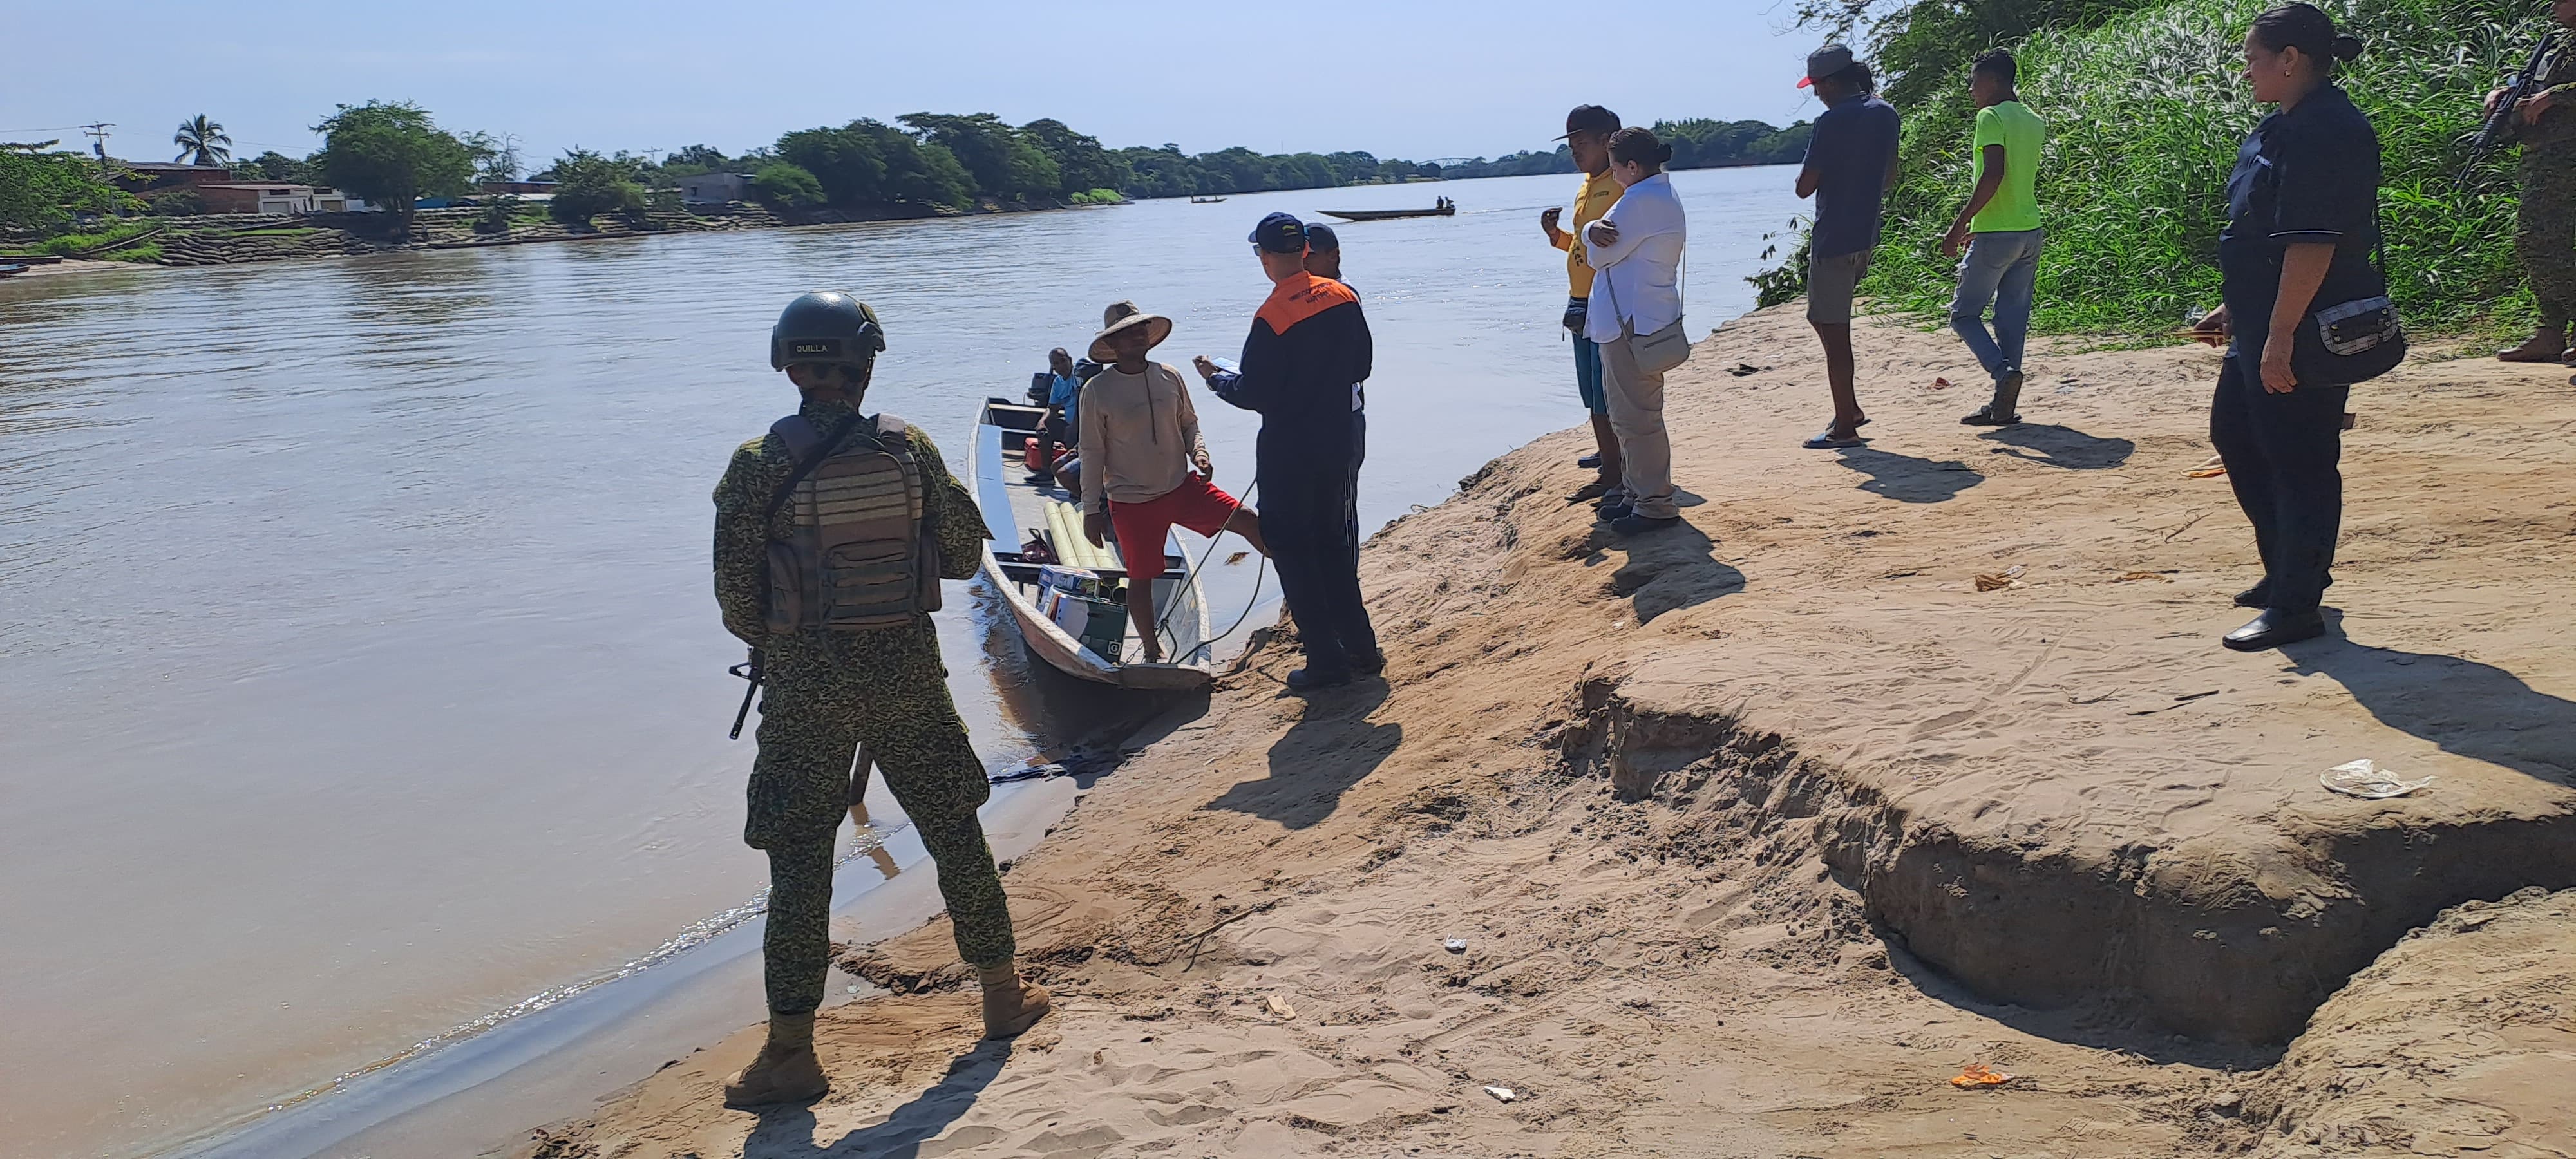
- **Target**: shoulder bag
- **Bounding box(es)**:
[1629,234,1692,375]
[2288,227,2405,388]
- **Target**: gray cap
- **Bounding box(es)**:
[1800,44,1855,88]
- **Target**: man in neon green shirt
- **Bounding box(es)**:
[1941,49,2047,426]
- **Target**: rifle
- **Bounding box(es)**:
[728,647,762,740]
[2466,35,2557,182]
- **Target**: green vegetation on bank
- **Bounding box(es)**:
[1,220,160,258]
[312,101,476,234]
[9,99,1808,244]
[0,144,138,235]
[1785,0,2541,335]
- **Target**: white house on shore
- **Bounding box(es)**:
[677,173,754,205]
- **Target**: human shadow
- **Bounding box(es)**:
[1600,518,1747,623]
[2284,613,2576,784]
[1980,424,2136,469]
[746,1041,1013,1158]
[1206,679,1397,829]
[1834,446,1985,504]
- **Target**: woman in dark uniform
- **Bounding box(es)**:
[2188,3,2378,651]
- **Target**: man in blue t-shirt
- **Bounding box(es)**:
[1794,44,1902,449]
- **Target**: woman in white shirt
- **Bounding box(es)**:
[1583,127,1688,534]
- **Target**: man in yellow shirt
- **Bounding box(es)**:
[1540,104,1627,502]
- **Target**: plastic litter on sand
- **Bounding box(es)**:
[1975,565,2027,592]
[2320,759,2434,799]
[1444,939,1468,954]
[1264,994,1297,1019]
[1484,1086,1518,1103]
[1950,1064,2014,1088]
[2186,454,2228,478]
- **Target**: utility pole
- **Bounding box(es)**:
[80,122,114,176]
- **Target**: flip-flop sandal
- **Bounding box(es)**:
[1804,430,1864,449]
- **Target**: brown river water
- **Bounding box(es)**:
[0,169,1800,1157]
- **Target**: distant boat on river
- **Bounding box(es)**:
[1318,197,1455,222]
[1189,196,1227,204]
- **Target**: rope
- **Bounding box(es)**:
[1151,476,1267,659]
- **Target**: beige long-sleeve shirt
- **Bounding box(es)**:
[1077,361,1208,514]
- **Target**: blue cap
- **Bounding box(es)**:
[1248,211,1308,254]
[1303,222,1339,253]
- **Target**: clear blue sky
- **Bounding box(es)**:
[5,0,1825,169]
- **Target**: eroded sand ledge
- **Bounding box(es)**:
[509,306,2575,1157]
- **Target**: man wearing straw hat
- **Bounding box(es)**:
[1078,306,1265,664]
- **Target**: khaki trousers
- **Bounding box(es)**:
[1600,326,1677,519]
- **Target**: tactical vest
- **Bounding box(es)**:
[762,412,942,634]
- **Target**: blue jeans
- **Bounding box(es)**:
[1948,229,2043,384]
[1572,335,1606,415]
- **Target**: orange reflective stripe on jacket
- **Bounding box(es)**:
[1255,272,1360,336]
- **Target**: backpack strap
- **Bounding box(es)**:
[762,413,865,522]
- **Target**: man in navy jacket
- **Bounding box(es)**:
[1196,212,1381,692]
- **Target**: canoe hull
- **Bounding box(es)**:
[1316,207,1455,222]
[970,400,1215,693]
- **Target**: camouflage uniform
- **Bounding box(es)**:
[2516,32,2576,333]
[714,395,1014,1017]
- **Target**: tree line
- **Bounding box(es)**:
[5,102,1814,239]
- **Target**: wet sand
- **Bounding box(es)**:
[500,306,2576,1156]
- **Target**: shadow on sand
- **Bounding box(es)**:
[747,1041,1013,1158]
[1834,446,1985,504]
[1206,679,1397,829]
[1876,923,2287,1069]
[1586,517,1747,624]
[1980,423,2136,469]
[2286,612,2576,785]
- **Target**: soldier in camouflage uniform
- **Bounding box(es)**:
[711,291,1049,1107]
[2496,0,2576,362]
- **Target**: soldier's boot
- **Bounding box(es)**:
[2497,324,2568,363]
[722,1012,828,1107]
[980,962,1053,1039]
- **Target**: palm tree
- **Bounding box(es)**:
[173,115,232,167]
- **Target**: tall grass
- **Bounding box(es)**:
[1863,0,2544,335]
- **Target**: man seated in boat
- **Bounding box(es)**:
[1029,346,1079,482]
[1076,308,1266,663]
[1049,301,1141,498]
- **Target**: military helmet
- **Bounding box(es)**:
[770,291,888,370]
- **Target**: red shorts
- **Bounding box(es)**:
[1109,475,1242,578]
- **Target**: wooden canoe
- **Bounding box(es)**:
[970,399,1215,692]
[1316,205,1455,221]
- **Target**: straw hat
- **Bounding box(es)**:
[1088,310,1173,362]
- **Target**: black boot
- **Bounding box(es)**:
[2222,608,2327,652]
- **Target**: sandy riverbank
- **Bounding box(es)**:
[502,305,2575,1158]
